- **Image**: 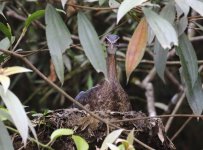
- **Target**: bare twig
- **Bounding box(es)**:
[110,114,203,123]
[145,82,156,117]
[171,117,192,141]
[67,3,118,11]
[134,138,155,150]
[188,11,197,39]
[0,49,111,127]
[0,48,154,149]
[165,92,186,132]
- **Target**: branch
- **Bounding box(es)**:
[110,113,203,123]
[0,49,113,127]
[0,48,159,149]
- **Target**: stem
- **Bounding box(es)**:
[6,126,54,150]
[0,48,116,128]
[0,49,157,150]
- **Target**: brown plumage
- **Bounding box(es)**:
[74,35,132,112]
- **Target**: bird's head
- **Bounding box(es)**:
[105,34,120,54]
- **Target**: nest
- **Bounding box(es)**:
[13,108,175,150]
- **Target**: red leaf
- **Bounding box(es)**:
[126,18,148,82]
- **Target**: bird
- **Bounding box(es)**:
[73,34,132,112]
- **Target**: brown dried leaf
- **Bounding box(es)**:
[48,60,57,82]
[126,18,148,82]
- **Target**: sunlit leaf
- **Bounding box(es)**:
[176,34,198,87]
[160,2,176,23]
[115,138,130,150]
[72,135,89,150]
[25,10,45,29]
[186,0,203,16]
[77,12,107,78]
[0,75,10,92]
[1,66,32,76]
[0,23,12,41]
[0,86,28,144]
[107,143,119,150]
[117,0,147,23]
[100,129,124,150]
[109,0,120,13]
[45,4,73,84]
[87,73,93,89]
[154,2,175,81]
[125,18,148,82]
[154,102,168,111]
[0,37,15,53]
[99,0,106,5]
[147,26,155,45]
[127,129,134,146]
[0,108,12,122]
[175,0,190,16]
[50,128,74,141]
[143,8,178,49]
[0,120,14,150]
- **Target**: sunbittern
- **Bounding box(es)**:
[73,34,132,112]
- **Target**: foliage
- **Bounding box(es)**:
[49,128,89,150]
[0,0,203,149]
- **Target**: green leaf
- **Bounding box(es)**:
[186,0,203,16]
[107,143,119,150]
[25,10,45,29]
[0,108,12,122]
[154,39,167,82]
[0,75,10,93]
[117,0,147,23]
[72,135,89,150]
[0,86,28,144]
[176,16,188,36]
[160,2,176,23]
[176,34,203,115]
[175,0,190,16]
[2,66,32,76]
[77,12,107,78]
[127,129,134,146]
[0,120,14,150]
[87,73,93,89]
[100,129,124,150]
[0,23,12,41]
[143,8,178,49]
[0,37,15,53]
[180,70,203,115]
[50,128,74,141]
[154,2,175,81]
[176,34,198,87]
[45,4,72,84]
[99,0,106,5]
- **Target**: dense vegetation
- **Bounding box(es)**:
[1,0,203,149]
